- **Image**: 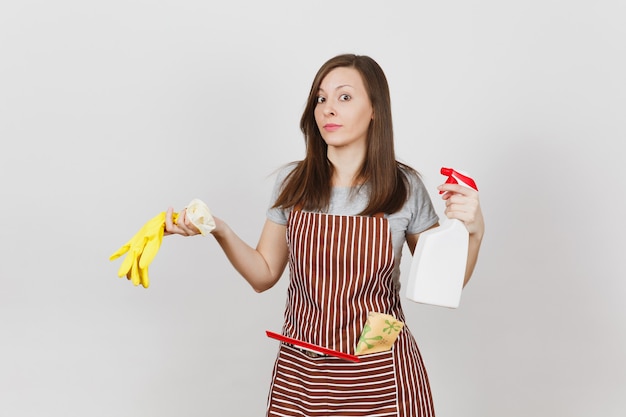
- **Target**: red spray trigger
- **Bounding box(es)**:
[439,167,478,194]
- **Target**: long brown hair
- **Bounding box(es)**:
[273,53,416,215]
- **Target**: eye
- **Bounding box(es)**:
[339,94,351,101]
[316,96,326,104]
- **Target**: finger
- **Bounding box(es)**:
[181,210,202,236]
[140,232,163,269]
[139,265,150,288]
[438,183,475,197]
[164,208,197,236]
[182,211,202,235]
[176,210,195,236]
[445,202,477,223]
[446,193,470,207]
[113,215,159,260]
[109,243,130,261]
[165,207,176,231]
[178,209,187,227]
[166,210,187,235]
[118,252,134,277]
[130,255,141,286]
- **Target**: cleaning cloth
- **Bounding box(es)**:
[354,312,404,355]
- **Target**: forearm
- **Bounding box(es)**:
[463,232,483,287]
[211,218,287,293]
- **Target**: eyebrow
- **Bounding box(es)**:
[318,84,355,92]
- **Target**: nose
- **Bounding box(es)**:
[322,102,336,117]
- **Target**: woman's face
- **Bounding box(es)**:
[314,67,374,152]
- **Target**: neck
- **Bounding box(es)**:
[327,146,365,187]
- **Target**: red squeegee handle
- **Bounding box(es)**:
[266,330,361,362]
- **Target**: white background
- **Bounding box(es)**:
[1,1,625,416]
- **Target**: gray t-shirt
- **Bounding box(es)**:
[266,164,439,289]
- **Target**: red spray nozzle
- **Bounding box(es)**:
[439,167,478,194]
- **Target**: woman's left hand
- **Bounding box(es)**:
[437,183,484,238]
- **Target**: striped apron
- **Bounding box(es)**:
[266,209,435,417]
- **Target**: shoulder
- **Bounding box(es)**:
[273,161,300,186]
[388,163,439,233]
[397,163,426,194]
[266,162,301,225]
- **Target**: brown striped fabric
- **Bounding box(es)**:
[267,210,435,417]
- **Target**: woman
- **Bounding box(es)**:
[165,53,484,417]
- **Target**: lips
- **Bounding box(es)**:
[324,123,342,132]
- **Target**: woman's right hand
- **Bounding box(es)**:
[164,207,201,237]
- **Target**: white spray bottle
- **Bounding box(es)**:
[405,167,478,308]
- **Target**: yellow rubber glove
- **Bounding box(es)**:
[109,212,177,288]
[136,212,178,288]
[110,199,214,288]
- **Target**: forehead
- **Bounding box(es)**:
[319,67,366,90]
